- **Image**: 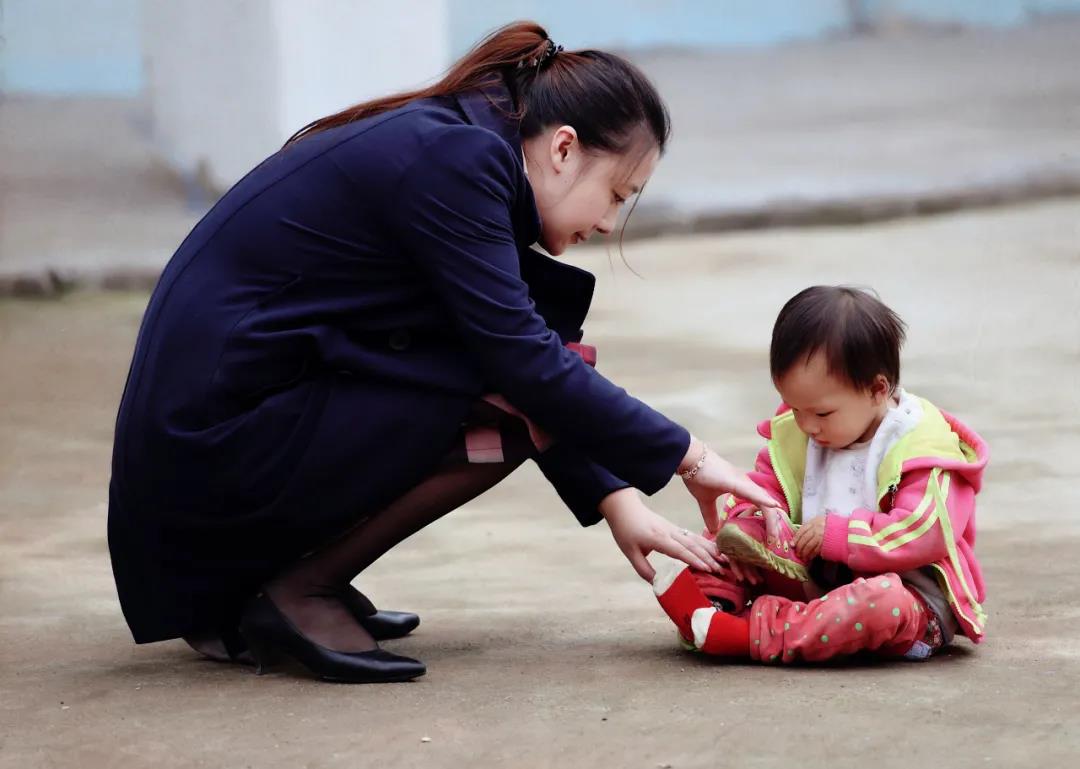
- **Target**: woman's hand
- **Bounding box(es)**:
[679,438,784,534]
[599,488,724,581]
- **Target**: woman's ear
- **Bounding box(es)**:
[549,125,579,172]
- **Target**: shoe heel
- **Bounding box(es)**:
[243,634,277,675]
[239,591,426,683]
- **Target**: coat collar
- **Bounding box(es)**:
[454,79,542,246]
[518,246,597,341]
[453,79,523,157]
[455,81,595,334]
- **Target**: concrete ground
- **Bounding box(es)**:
[2,198,1078,768]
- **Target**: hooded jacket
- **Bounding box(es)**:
[723,394,989,641]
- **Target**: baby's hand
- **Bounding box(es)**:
[793,515,827,561]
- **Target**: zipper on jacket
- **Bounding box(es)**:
[880,479,900,512]
[767,441,796,521]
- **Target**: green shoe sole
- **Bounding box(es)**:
[714,524,810,582]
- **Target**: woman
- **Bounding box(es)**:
[108,21,780,683]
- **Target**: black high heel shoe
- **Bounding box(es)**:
[338,585,421,641]
[239,593,426,683]
[362,610,421,640]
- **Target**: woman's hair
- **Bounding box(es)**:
[770,286,908,391]
[285,20,670,158]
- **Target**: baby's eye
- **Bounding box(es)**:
[816,412,833,418]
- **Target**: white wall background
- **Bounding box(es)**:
[140,0,448,190]
[272,0,449,143]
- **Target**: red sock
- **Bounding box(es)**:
[653,563,712,641]
[692,607,751,657]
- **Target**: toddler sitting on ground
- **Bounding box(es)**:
[655,286,988,663]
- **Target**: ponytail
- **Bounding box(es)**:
[286,20,669,157]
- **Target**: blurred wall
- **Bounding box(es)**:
[6,1,1080,99]
[860,0,1080,28]
[0,0,143,95]
[5,0,1079,188]
[272,0,449,145]
[140,0,282,189]
[139,0,448,191]
[448,0,852,54]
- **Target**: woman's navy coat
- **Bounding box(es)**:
[108,82,690,643]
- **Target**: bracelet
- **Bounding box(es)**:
[680,442,708,481]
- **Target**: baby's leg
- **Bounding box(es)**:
[688,568,750,612]
[748,574,929,664]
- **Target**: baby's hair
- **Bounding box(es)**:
[770,285,907,391]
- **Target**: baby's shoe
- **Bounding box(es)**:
[713,510,809,582]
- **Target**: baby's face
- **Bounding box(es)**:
[774,352,891,449]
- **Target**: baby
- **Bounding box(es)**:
[655,286,988,663]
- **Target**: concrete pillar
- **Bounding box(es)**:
[141,0,449,192]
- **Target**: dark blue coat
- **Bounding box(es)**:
[108,82,690,643]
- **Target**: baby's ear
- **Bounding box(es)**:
[870,374,891,403]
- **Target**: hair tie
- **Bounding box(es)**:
[540,39,563,66]
[518,39,563,70]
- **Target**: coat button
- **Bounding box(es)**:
[388,329,412,351]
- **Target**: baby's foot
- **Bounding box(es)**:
[653,560,713,643]
[689,606,751,657]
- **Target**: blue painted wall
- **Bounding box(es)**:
[448,0,852,54]
[0,0,144,95]
[3,0,1078,96]
[449,0,1080,54]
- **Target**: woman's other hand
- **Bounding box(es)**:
[679,438,784,534]
[599,488,724,581]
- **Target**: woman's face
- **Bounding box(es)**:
[523,126,660,256]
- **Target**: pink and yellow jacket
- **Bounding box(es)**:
[723,395,989,641]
